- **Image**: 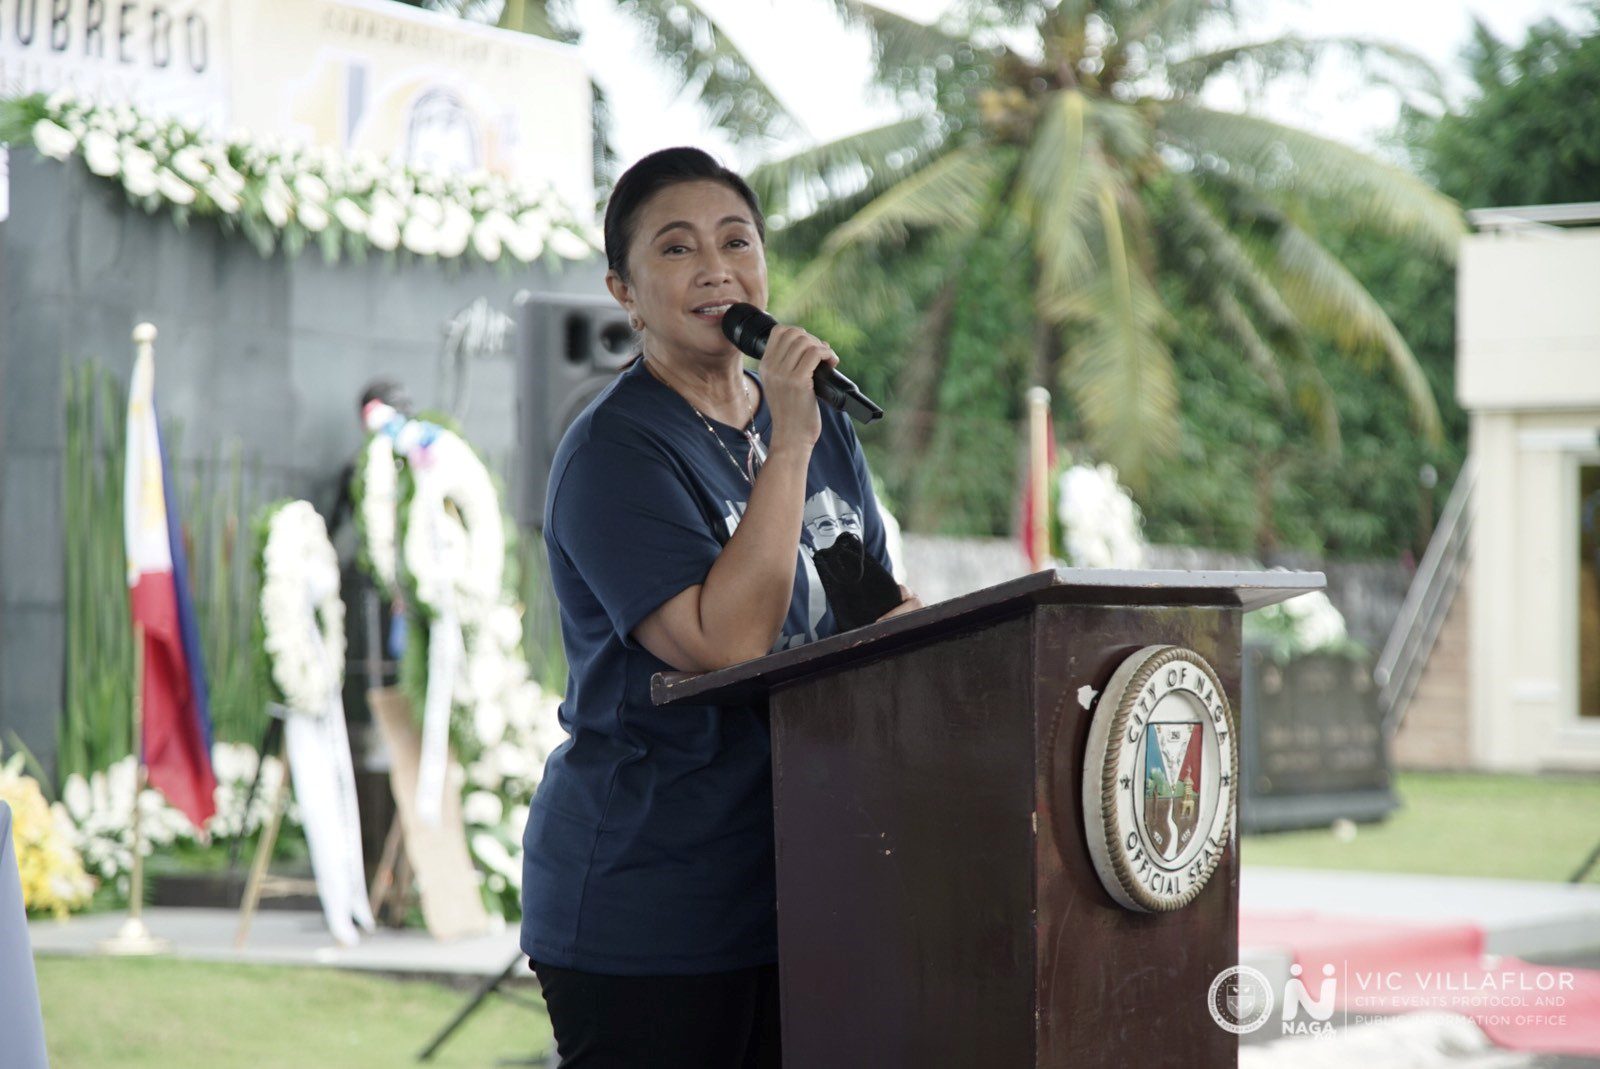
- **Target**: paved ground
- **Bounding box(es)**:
[27,905,524,979]
[1241,869,1600,961]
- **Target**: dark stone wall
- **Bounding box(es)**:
[0,148,610,777]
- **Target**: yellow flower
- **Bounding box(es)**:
[0,758,95,919]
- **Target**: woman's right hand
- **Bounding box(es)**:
[759,325,840,455]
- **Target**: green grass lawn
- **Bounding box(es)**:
[37,957,553,1069]
[1241,771,1600,882]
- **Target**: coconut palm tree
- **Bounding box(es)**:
[751,0,1463,487]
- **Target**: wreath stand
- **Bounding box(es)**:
[231,704,310,948]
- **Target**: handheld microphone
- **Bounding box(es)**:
[721,303,884,425]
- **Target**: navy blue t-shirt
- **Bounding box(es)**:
[520,357,891,975]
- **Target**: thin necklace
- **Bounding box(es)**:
[644,355,766,484]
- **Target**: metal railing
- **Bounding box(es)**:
[1374,457,1477,732]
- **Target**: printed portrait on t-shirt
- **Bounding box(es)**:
[801,488,864,553]
[722,488,868,652]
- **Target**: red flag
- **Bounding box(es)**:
[124,346,217,828]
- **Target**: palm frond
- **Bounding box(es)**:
[1166,35,1443,101]
[777,240,904,322]
[1154,176,1343,449]
[1158,104,1465,258]
[1058,180,1179,484]
[747,116,940,224]
[820,143,1010,255]
[779,148,1007,319]
[1212,288,1288,398]
[1163,176,1300,338]
[832,1,968,84]
[1018,91,1096,306]
[888,264,969,480]
[618,0,799,142]
[1270,220,1443,442]
[1086,96,1153,168]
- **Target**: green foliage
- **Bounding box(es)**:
[903,217,1035,535]
[182,446,272,748]
[62,365,135,782]
[1147,5,1600,557]
[59,363,270,786]
[1409,5,1600,209]
[1139,218,1466,559]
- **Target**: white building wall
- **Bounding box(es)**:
[1459,227,1600,771]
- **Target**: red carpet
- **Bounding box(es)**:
[1241,910,1600,1055]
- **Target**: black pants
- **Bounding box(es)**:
[532,960,781,1068]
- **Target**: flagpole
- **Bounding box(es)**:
[1028,387,1052,571]
[102,323,169,956]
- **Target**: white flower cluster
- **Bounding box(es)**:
[25,89,600,264]
[464,611,567,789]
[1057,462,1147,568]
[51,742,292,891]
[461,657,564,904]
[1248,588,1350,655]
[452,601,566,917]
[260,501,346,714]
[356,435,400,597]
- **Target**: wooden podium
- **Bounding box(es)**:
[653,568,1323,1067]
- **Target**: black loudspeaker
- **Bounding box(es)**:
[514,291,636,528]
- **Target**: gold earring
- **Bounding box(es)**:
[630,315,642,332]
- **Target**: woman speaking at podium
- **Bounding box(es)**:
[519,147,921,1067]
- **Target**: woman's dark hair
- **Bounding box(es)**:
[603,147,765,282]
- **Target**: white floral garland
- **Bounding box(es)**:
[399,429,506,625]
[15,89,600,265]
[353,403,566,904]
[355,433,400,597]
[259,500,346,714]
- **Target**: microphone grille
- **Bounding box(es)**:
[721,302,772,355]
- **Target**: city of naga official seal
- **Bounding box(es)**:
[1081,644,1236,911]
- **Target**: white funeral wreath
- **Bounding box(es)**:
[401,429,505,624]
[259,500,346,714]
[355,433,400,597]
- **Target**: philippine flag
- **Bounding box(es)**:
[124,345,217,829]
